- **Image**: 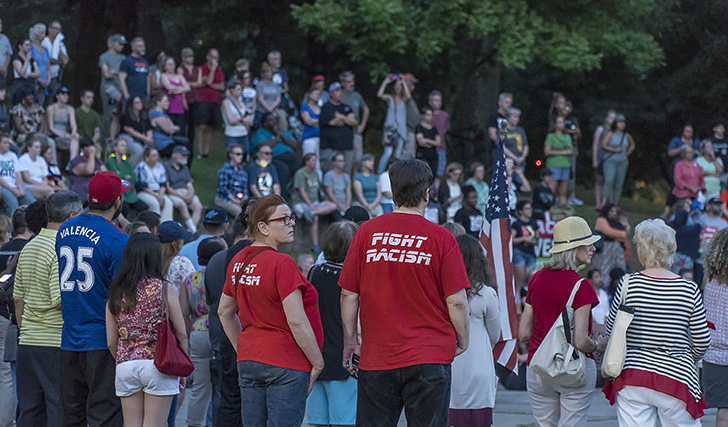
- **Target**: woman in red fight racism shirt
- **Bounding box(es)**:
[218,194,323,427]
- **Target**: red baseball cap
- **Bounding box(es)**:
[88,171,131,204]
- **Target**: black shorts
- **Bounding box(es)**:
[195,101,223,128]
[665,193,679,207]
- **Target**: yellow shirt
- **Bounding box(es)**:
[14,228,62,347]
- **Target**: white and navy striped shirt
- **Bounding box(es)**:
[606,272,711,401]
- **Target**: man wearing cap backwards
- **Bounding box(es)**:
[55,171,131,427]
[178,205,229,271]
[163,145,202,233]
[319,82,357,174]
[99,34,126,141]
[519,216,605,427]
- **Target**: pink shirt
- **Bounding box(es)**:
[673,160,705,199]
[704,279,728,365]
[431,110,450,152]
[163,78,185,115]
[113,278,164,364]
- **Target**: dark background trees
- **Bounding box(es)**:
[3,0,726,190]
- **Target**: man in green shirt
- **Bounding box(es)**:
[14,190,83,426]
[98,34,126,142]
[291,152,336,251]
[75,90,102,155]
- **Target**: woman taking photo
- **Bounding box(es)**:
[592,110,616,211]
[300,86,321,174]
[590,204,629,277]
[219,195,324,427]
[106,232,187,427]
[439,162,464,222]
[519,216,603,427]
[222,80,252,150]
[703,227,728,427]
[604,219,711,426]
[353,154,382,218]
[306,220,359,427]
[544,116,574,206]
[376,74,410,174]
[449,234,500,427]
[697,139,724,201]
[134,147,174,222]
[600,114,635,207]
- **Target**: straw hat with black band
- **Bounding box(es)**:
[549,216,601,254]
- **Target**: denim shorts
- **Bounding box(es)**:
[225,134,249,150]
[512,248,537,270]
[306,377,357,425]
[549,167,570,181]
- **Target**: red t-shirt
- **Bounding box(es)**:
[525,269,598,364]
[197,64,224,104]
[222,246,324,371]
[338,212,470,370]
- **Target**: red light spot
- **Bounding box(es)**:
[535,160,542,166]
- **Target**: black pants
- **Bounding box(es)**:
[16,345,63,427]
[169,112,186,136]
[272,151,300,199]
[210,340,242,427]
[357,363,451,427]
[186,103,197,144]
[60,349,122,427]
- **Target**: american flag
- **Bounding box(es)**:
[479,137,519,373]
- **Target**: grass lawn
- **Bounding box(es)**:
[189,134,230,206]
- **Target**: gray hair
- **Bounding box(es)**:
[339,71,354,81]
[498,92,513,102]
[507,107,521,117]
[634,219,676,269]
[428,90,442,101]
[46,191,83,223]
[30,23,46,41]
[267,50,281,60]
[544,248,580,271]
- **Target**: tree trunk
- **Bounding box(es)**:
[73,0,107,103]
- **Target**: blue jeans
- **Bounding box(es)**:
[381,202,395,214]
[378,137,404,174]
[1,188,35,216]
[225,134,249,151]
[357,364,451,427]
[237,360,309,427]
[602,159,628,203]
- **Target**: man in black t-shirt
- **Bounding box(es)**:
[415,106,440,174]
[453,185,484,238]
[319,82,357,174]
[487,92,512,142]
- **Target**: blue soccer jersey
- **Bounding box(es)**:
[56,213,129,351]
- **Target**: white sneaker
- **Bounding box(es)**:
[568,197,584,207]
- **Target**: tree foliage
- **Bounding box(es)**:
[292,0,665,76]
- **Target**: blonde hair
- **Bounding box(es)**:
[705,227,728,285]
[0,214,10,243]
[544,247,579,271]
[634,219,676,269]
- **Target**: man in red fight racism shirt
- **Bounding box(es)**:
[339,159,471,427]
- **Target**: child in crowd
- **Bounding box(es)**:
[531,168,555,220]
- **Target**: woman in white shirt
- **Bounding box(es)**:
[19,137,53,199]
[222,80,253,154]
[133,147,173,221]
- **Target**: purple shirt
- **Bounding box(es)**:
[432,110,450,152]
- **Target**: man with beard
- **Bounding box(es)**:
[163,145,202,233]
[55,171,130,427]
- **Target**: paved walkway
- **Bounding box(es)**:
[176,386,717,426]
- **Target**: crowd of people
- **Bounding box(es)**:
[0,18,724,427]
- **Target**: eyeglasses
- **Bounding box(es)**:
[231,152,243,156]
[259,151,272,156]
[268,215,296,226]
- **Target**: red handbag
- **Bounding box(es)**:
[154,281,195,377]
